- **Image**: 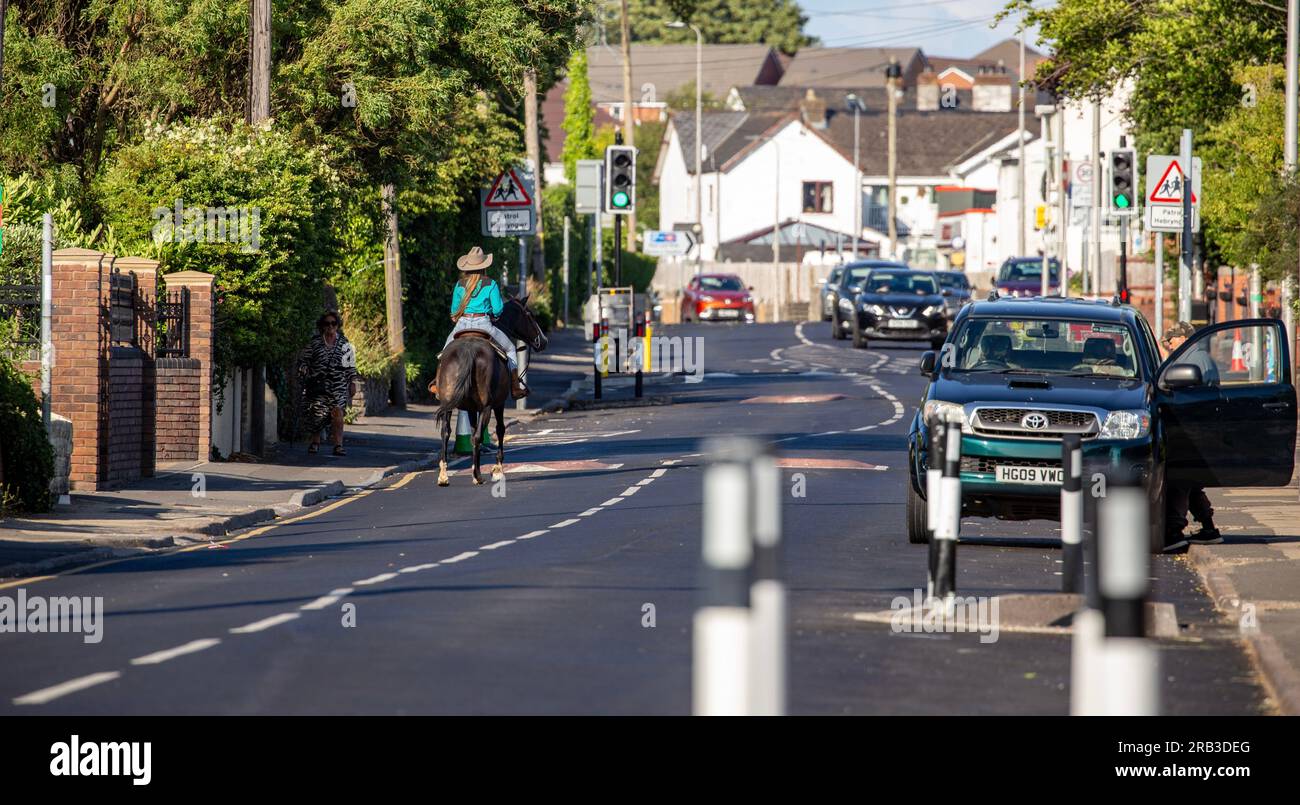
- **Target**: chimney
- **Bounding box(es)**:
[916,70,939,111]
[972,61,1012,112]
[800,88,829,130]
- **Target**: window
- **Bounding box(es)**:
[802,181,833,213]
[950,318,1140,379]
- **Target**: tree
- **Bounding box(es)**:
[561,45,597,184]
[608,0,815,55]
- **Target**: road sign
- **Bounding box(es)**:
[642,230,696,256]
[1144,154,1201,232]
[1070,161,1093,221]
[575,160,603,214]
[480,203,535,237]
[483,168,534,208]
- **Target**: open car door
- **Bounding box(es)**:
[1158,318,1296,487]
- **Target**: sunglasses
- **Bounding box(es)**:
[324,320,338,328]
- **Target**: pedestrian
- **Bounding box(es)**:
[431,246,527,399]
[301,310,358,456]
[1160,321,1222,552]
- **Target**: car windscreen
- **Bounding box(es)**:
[935,273,969,289]
[948,318,1140,379]
[699,276,744,291]
[999,260,1061,282]
[865,272,937,295]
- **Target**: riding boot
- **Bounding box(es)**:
[511,369,529,400]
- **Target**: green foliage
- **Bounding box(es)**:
[95,119,345,377]
[561,47,599,185]
[611,0,816,55]
[1240,174,1300,287]
[664,81,723,112]
[0,356,54,515]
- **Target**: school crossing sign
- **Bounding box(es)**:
[1144,155,1201,233]
[480,167,536,237]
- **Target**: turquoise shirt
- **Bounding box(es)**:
[451,278,503,317]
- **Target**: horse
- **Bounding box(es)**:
[433,296,547,486]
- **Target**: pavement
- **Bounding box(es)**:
[0,320,1291,714]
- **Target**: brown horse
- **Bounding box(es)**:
[434,296,547,486]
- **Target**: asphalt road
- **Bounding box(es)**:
[0,322,1271,714]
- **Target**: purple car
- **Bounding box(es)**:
[995,257,1061,297]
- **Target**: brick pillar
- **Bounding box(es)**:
[116,257,158,477]
[163,271,216,462]
[49,248,113,490]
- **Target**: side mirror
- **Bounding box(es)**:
[1161,363,1202,390]
[920,351,937,376]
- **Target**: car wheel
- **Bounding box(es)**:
[1148,479,1167,554]
[831,310,846,340]
[907,480,930,544]
[851,316,867,349]
[821,302,832,322]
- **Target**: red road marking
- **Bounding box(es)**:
[741,394,846,404]
[775,458,886,471]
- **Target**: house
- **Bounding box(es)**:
[778,47,928,89]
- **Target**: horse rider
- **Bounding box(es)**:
[436,246,528,399]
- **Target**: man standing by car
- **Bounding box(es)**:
[1161,322,1222,552]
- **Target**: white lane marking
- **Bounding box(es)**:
[398,564,439,574]
[636,478,655,486]
[480,540,515,550]
[812,430,843,437]
[130,638,222,666]
[578,508,602,516]
[661,459,681,466]
[353,572,398,586]
[230,612,301,634]
[301,587,354,609]
[600,497,623,506]
[548,518,580,529]
[853,424,878,432]
[620,485,641,497]
[650,468,667,478]
[517,530,548,540]
[13,671,122,706]
[442,551,479,564]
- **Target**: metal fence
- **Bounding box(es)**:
[0,283,41,359]
[156,287,190,358]
[108,268,138,346]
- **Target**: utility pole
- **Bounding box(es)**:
[383,183,407,406]
[1091,99,1102,295]
[1286,0,1298,374]
[847,93,862,259]
[524,68,544,280]
[1018,28,1026,256]
[1179,129,1194,323]
[886,59,901,260]
[1039,105,1053,298]
[1057,109,1067,295]
[247,0,272,450]
[619,0,636,251]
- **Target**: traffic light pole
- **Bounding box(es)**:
[1119,218,1128,302]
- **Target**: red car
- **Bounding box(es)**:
[681,274,756,323]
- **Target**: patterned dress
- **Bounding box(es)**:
[303,332,357,434]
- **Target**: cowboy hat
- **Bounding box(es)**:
[456,246,493,272]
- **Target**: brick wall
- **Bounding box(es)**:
[107,346,146,483]
[157,358,202,460]
[50,249,111,490]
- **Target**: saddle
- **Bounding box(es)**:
[449,330,510,364]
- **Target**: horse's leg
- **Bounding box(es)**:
[437,410,451,486]
[491,401,506,482]
[471,407,485,485]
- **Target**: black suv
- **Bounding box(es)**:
[846,268,947,350]
[828,259,909,340]
[907,297,1296,552]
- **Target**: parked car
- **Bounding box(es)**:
[906,297,1297,552]
[828,259,909,340]
[995,257,1061,297]
[680,273,755,323]
[819,266,845,321]
[847,268,948,350]
[934,270,972,319]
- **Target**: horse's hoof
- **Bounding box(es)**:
[472,476,484,486]
[491,466,504,482]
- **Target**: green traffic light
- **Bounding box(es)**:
[1114,194,1130,209]
[612,191,630,208]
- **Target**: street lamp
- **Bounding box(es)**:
[667,20,704,274]
[845,93,864,260]
[885,59,902,260]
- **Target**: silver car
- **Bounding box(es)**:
[819,266,845,321]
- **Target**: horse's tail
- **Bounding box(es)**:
[435,346,476,418]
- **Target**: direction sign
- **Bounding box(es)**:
[642,230,696,256]
[483,168,534,208]
[1144,154,1201,232]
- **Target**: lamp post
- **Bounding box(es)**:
[885,58,902,260]
[667,20,703,274]
[846,93,863,260]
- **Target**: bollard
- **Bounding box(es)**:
[925,425,945,600]
[694,438,756,716]
[1069,462,1105,716]
[635,312,644,399]
[931,420,962,602]
[748,447,785,716]
[1060,434,1084,593]
[1095,484,1159,715]
[592,319,604,400]
[453,410,475,455]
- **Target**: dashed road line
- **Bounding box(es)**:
[230,613,300,634]
[442,551,479,564]
[13,671,122,706]
[548,518,580,529]
[480,540,515,550]
[130,638,222,666]
[353,572,399,586]
[301,588,354,608]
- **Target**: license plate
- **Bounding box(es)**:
[716,308,740,318]
[995,465,1063,485]
[885,319,920,328]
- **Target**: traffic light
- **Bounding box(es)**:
[1109,147,1137,216]
[604,145,636,214]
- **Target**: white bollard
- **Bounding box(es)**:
[748,449,785,716]
[932,420,962,603]
[926,426,944,599]
[1060,434,1084,593]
